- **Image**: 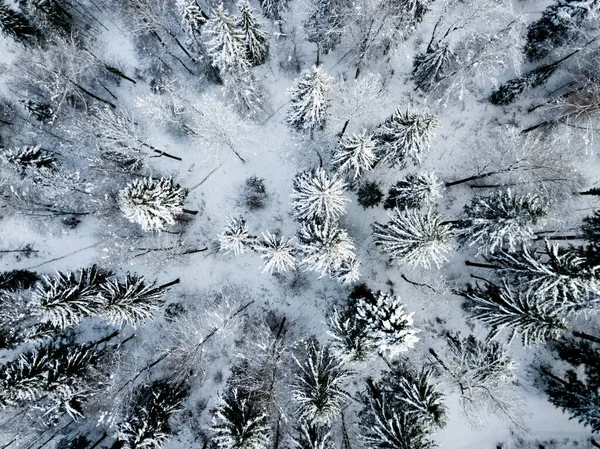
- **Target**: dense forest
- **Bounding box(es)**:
[0,0,600,448]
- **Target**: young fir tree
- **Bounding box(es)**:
[354,289,420,358]
[465,281,570,346]
[204,4,250,74]
[117,380,187,449]
[98,275,167,327]
[255,231,297,274]
[332,130,377,180]
[541,338,600,432]
[459,190,548,254]
[384,172,443,210]
[292,338,351,425]
[291,167,348,223]
[486,241,600,308]
[2,146,55,171]
[382,363,447,428]
[374,109,438,169]
[0,0,40,45]
[297,220,356,278]
[356,180,384,208]
[358,379,435,449]
[372,208,454,269]
[32,265,110,329]
[118,177,187,232]
[237,1,268,66]
[212,387,270,449]
[286,66,333,133]
[524,0,598,62]
[291,420,334,449]
[219,216,258,256]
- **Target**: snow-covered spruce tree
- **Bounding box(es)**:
[98,275,167,327]
[382,363,447,428]
[384,172,443,210]
[488,62,559,106]
[297,220,356,278]
[260,0,288,21]
[372,208,454,269]
[431,334,517,422]
[328,305,377,363]
[286,66,333,133]
[412,42,454,93]
[355,290,420,358]
[118,177,188,232]
[291,167,348,223]
[292,338,351,425]
[117,380,187,449]
[541,338,600,432]
[486,241,600,308]
[358,379,435,449]
[255,232,296,274]
[465,281,570,346]
[177,0,208,36]
[237,1,268,66]
[0,269,38,292]
[1,146,55,171]
[0,342,108,422]
[32,265,110,329]
[357,180,383,208]
[213,387,270,449]
[304,0,349,55]
[219,216,258,256]
[582,210,600,266]
[329,254,360,285]
[204,4,250,74]
[332,130,377,180]
[0,0,40,45]
[458,190,548,254]
[222,68,264,116]
[291,420,334,449]
[524,0,599,62]
[374,109,438,169]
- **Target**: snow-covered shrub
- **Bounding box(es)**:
[118,177,187,232]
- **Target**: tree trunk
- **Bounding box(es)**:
[579,189,600,196]
[338,119,350,141]
[88,433,108,449]
[573,331,600,345]
[465,260,499,269]
[536,235,583,241]
[182,208,198,215]
[315,44,320,66]
[158,278,180,290]
[445,170,507,187]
